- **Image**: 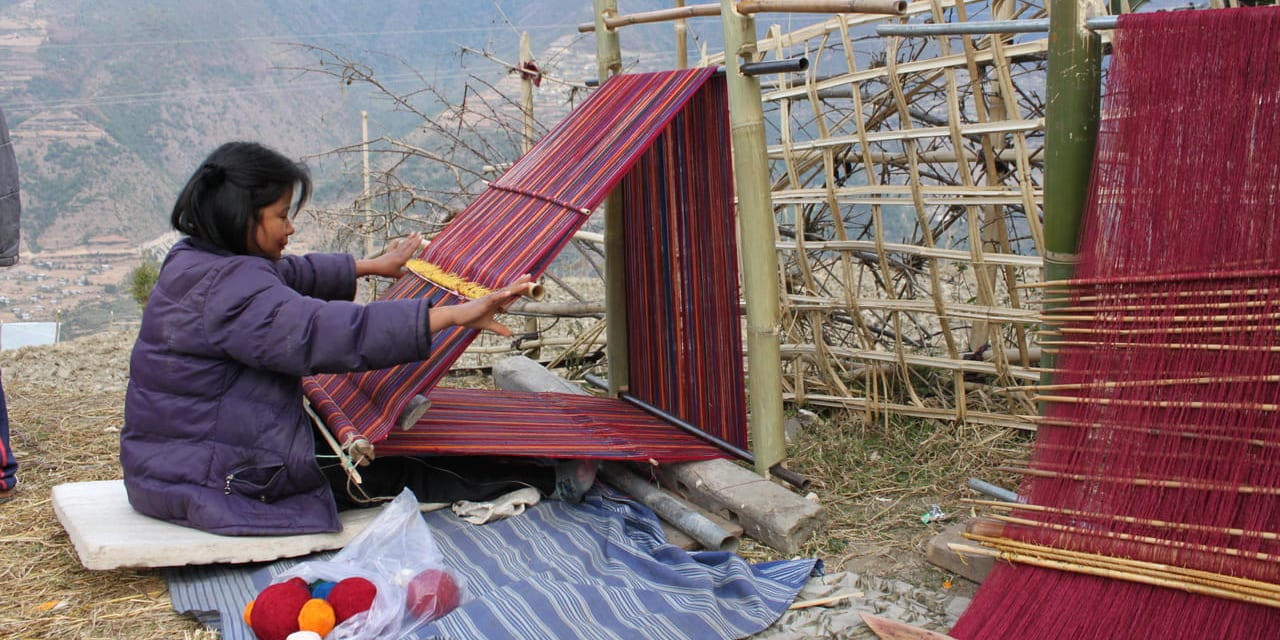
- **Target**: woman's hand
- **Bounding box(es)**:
[431,275,534,337]
[355,232,424,279]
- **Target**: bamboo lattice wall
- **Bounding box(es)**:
[705,0,1053,430]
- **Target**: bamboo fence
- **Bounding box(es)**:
[692,0,1055,429]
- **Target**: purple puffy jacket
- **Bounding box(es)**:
[121,238,432,535]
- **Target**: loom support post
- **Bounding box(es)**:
[720,0,789,477]
[1039,0,1102,391]
[592,0,631,399]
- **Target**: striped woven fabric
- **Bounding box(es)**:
[373,388,726,461]
[302,68,747,460]
[621,80,746,448]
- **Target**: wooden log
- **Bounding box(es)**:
[493,356,825,554]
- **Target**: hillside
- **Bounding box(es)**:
[0,0,694,254]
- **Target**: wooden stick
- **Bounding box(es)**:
[1007,374,1280,393]
[998,465,1280,495]
[1042,324,1278,336]
[1040,340,1280,353]
[959,537,1280,605]
[1041,287,1280,305]
[1047,298,1280,314]
[788,592,862,610]
[1029,416,1279,448]
[1032,394,1279,412]
[737,0,907,14]
[967,533,1280,596]
[983,513,1280,565]
[1040,310,1280,324]
[963,498,1280,542]
[1017,268,1280,290]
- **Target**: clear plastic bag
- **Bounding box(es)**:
[267,488,465,640]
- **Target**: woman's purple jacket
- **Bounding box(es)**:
[121,238,432,535]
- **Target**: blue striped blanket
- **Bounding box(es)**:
[167,487,819,639]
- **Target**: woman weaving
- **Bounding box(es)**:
[120,141,593,536]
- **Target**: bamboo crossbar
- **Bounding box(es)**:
[766,118,1044,154]
[1040,340,1280,353]
[1040,287,1280,305]
[964,499,1280,543]
[1046,298,1280,313]
[1044,325,1275,337]
[775,239,1042,267]
[1031,394,1279,412]
[784,295,1041,323]
[1041,310,1280,324]
[999,466,1280,495]
[779,343,1042,379]
[763,40,1048,101]
[1018,268,1280,290]
[578,0,905,33]
[770,189,1044,208]
[1009,374,1280,393]
[1029,416,1279,448]
[781,392,1039,429]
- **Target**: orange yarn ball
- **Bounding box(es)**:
[296,598,336,637]
[243,600,254,626]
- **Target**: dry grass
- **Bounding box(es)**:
[0,330,1030,638]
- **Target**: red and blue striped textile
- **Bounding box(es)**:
[621,80,746,449]
[302,68,746,461]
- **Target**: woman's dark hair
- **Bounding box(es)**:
[169,141,311,254]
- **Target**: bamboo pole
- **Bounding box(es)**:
[519,33,540,360]
[721,0,787,474]
[361,111,373,263]
[1039,0,1102,395]
[1040,310,1280,324]
[1032,395,1279,412]
[1020,267,1280,289]
[675,0,689,69]
[1041,286,1280,304]
[998,466,1280,495]
[736,0,906,13]
[1041,340,1280,353]
[1029,415,1279,448]
[578,0,905,33]
[592,0,629,397]
[1009,374,1280,393]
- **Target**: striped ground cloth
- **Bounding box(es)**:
[167,487,819,640]
[373,388,727,461]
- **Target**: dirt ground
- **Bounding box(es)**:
[0,329,998,639]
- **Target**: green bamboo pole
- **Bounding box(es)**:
[1039,0,1101,390]
[593,0,630,396]
[719,0,787,474]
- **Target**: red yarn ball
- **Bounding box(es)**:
[405,568,462,622]
[326,576,378,623]
[248,578,312,640]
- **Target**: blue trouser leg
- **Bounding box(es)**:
[0,372,16,492]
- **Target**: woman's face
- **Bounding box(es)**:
[248,186,295,261]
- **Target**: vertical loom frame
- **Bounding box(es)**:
[719,0,789,473]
